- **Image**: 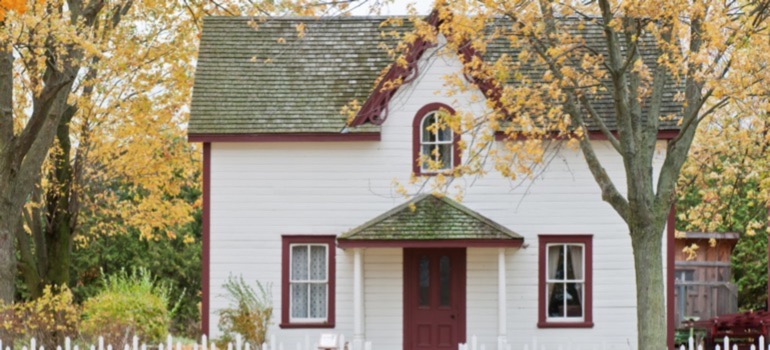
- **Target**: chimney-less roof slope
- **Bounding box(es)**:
[189,16,683,135]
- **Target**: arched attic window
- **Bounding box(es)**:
[412,103,461,175]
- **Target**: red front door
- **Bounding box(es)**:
[404,248,466,350]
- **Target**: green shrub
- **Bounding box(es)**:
[71,182,202,338]
[81,268,182,347]
[0,285,80,349]
[216,275,272,347]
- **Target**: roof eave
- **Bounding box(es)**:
[336,238,524,249]
[187,132,381,143]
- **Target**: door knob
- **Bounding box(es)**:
[450,314,456,319]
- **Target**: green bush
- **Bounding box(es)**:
[71,228,202,337]
[217,275,272,347]
[81,268,182,347]
[71,182,202,337]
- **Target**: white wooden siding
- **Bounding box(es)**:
[208,43,668,349]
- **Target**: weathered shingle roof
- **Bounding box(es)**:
[484,18,683,131]
[338,194,523,241]
[189,16,683,135]
[190,16,406,134]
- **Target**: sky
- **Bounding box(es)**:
[348,0,434,16]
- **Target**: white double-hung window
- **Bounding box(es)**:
[545,243,585,320]
[538,235,593,328]
[289,244,329,322]
[419,110,455,173]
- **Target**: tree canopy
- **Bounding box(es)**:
[381,1,770,349]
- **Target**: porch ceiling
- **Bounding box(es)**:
[337,194,523,248]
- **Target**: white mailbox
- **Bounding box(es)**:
[317,334,339,350]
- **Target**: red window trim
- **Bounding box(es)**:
[280,235,336,329]
[412,103,461,176]
[537,234,594,328]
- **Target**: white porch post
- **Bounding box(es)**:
[353,248,365,349]
[497,248,507,348]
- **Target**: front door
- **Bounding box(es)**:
[403,248,466,350]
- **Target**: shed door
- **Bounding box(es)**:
[404,248,466,350]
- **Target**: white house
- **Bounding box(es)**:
[188,14,682,350]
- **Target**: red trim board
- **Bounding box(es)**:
[188,132,380,143]
[667,206,676,349]
[336,238,523,249]
[201,143,211,336]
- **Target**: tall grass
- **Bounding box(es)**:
[217,275,272,347]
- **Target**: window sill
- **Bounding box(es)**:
[537,321,594,329]
[414,170,456,177]
[279,322,335,329]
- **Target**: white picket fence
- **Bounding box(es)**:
[458,335,770,350]
[0,334,372,350]
[10,334,770,350]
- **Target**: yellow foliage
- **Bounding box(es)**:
[0,0,25,21]
[0,285,80,348]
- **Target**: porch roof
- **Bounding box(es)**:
[337,194,524,248]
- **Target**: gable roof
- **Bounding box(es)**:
[188,16,683,139]
[337,194,523,247]
[189,16,408,137]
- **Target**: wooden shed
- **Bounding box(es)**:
[674,232,740,327]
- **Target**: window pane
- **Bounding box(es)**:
[422,114,437,142]
[437,124,453,142]
[438,144,452,169]
[421,145,433,170]
[291,283,308,318]
[291,246,308,280]
[309,284,327,318]
[439,255,451,306]
[547,282,565,317]
[566,283,583,317]
[547,245,564,280]
[419,256,430,306]
[676,269,694,282]
[310,246,326,280]
[566,245,583,280]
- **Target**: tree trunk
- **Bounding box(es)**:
[44,115,75,287]
[0,25,16,304]
[631,224,666,350]
[0,204,17,303]
[14,105,78,295]
[45,221,72,287]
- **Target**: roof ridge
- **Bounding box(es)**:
[202,15,412,21]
